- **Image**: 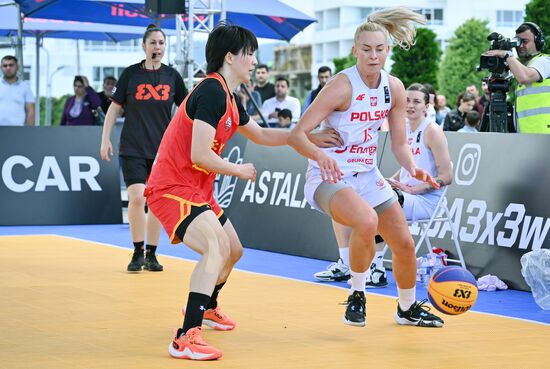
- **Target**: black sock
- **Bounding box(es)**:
[133,241,144,252]
[181,292,211,336]
[145,244,157,255]
[206,282,226,310]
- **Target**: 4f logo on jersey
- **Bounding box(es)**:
[225,117,232,132]
[356,94,365,101]
[370,96,377,106]
[135,84,171,101]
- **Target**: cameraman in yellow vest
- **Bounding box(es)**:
[486,22,550,134]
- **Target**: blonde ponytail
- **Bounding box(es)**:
[354,7,426,50]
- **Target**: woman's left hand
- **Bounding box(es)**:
[411,167,440,189]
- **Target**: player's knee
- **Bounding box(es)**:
[230,242,243,264]
[216,232,231,264]
[392,236,415,258]
[128,194,146,208]
[353,216,378,240]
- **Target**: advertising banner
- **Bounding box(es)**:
[219,132,550,290]
[0,127,122,225]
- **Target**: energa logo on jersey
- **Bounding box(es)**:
[214,146,243,208]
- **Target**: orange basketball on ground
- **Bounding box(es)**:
[428,266,478,315]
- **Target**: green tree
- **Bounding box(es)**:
[438,18,491,107]
[332,53,355,74]
[524,0,550,54]
[391,28,441,89]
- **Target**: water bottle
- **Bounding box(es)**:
[433,254,444,275]
[418,256,430,285]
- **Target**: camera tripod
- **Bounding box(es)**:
[480,75,515,133]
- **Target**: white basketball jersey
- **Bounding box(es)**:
[399,118,441,192]
[308,66,392,177]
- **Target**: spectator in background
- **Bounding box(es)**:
[61,75,101,126]
[443,91,476,131]
[98,76,117,115]
[479,79,490,112]
[254,64,275,103]
[302,66,332,115]
[466,83,484,116]
[237,79,262,116]
[259,77,300,126]
[458,110,480,133]
[0,55,35,126]
[435,94,450,125]
[277,108,293,128]
[423,83,437,123]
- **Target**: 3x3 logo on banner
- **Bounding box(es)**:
[135,84,171,101]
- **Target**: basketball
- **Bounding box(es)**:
[427,266,478,315]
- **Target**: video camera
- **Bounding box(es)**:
[478,32,519,133]
[479,32,521,75]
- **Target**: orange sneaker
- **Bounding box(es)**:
[168,327,222,361]
[181,306,236,331]
[203,306,236,331]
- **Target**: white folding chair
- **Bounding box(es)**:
[383,186,466,268]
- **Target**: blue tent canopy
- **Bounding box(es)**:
[0,17,173,42]
[14,0,316,41]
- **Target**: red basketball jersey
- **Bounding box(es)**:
[146,73,241,195]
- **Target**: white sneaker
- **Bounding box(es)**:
[347,263,388,288]
[313,258,351,282]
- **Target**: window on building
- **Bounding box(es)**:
[313,44,323,63]
[326,41,338,61]
[342,7,364,27]
[92,66,125,88]
[496,10,524,27]
[325,9,340,30]
[360,7,383,20]
[415,8,444,25]
[23,65,31,81]
[83,39,140,52]
[315,11,323,30]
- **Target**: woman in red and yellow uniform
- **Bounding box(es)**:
[145,23,289,360]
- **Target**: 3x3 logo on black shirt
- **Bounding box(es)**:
[135,84,171,101]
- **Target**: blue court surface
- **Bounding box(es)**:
[1,224,548,325]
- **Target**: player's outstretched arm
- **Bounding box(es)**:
[238,119,289,146]
[192,119,256,181]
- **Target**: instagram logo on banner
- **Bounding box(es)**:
[455,144,482,186]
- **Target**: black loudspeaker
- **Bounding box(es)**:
[145,0,187,15]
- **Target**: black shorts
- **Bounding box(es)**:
[174,205,228,242]
[120,155,154,187]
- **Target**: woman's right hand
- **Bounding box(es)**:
[315,151,343,183]
[100,140,113,161]
[237,163,257,182]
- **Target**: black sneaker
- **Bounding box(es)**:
[366,268,388,288]
[144,252,164,272]
[394,299,444,327]
[127,251,144,272]
[342,291,366,327]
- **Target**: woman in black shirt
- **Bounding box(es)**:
[100,24,187,272]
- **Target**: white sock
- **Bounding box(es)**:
[339,247,350,266]
[374,243,385,270]
[398,287,416,311]
[350,269,368,294]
